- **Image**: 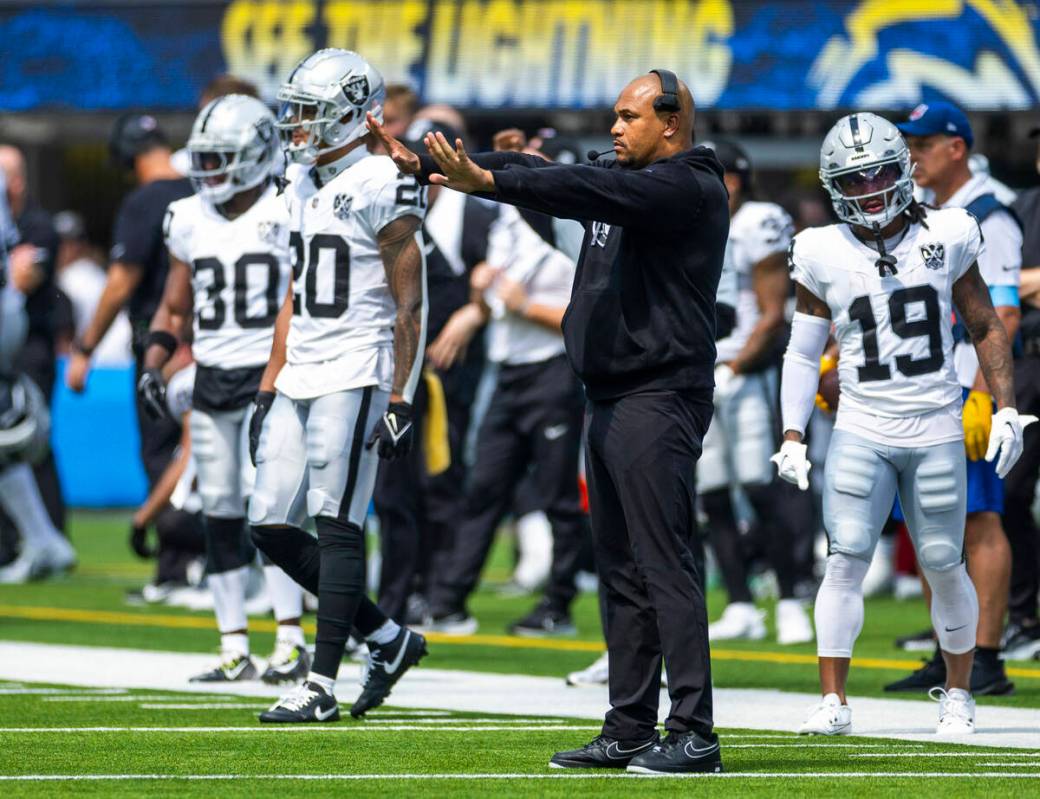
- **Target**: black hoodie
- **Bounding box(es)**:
[417,147,729,401]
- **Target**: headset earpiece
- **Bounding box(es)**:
[650,69,680,114]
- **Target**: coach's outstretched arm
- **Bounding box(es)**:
[771,283,832,490]
[953,262,1037,477]
[366,214,427,461]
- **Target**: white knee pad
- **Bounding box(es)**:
[814,553,870,658]
[921,563,978,655]
[826,446,883,559]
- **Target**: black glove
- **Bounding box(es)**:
[248,391,276,468]
[136,368,167,420]
[129,522,154,559]
[366,401,414,460]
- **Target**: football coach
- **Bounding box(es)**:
[369,69,728,775]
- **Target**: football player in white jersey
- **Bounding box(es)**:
[773,112,1033,735]
[141,94,308,684]
[248,49,429,723]
[697,140,813,646]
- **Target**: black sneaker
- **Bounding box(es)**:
[895,627,936,652]
[259,681,340,723]
[972,650,1015,696]
[884,649,946,692]
[549,733,659,769]
[260,641,311,685]
[509,603,577,637]
[626,731,723,775]
[350,629,428,718]
[1002,621,1040,661]
[189,653,258,683]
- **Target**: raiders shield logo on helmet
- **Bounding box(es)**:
[920,242,945,270]
[333,193,353,220]
[343,75,370,106]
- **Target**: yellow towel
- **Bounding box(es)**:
[423,369,451,476]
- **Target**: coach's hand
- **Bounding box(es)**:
[771,440,812,491]
[424,131,495,194]
[367,401,414,460]
[985,408,1038,479]
[248,391,275,468]
[136,368,168,420]
[366,112,421,175]
[963,389,992,461]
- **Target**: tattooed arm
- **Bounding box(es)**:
[378,214,427,403]
[953,263,1015,409]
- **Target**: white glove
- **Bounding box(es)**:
[713,363,745,402]
[770,440,812,491]
[984,408,1039,479]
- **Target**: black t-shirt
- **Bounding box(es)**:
[109,177,192,342]
[16,205,60,340]
[1012,187,1040,342]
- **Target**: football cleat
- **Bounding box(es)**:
[775,599,814,645]
[423,611,478,636]
[708,602,766,641]
[798,693,852,735]
[1002,622,1040,661]
[884,649,946,692]
[931,687,975,735]
[259,681,339,723]
[189,652,258,683]
[550,733,658,769]
[566,652,609,687]
[626,731,723,775]
[350,629,427,717]
[895,627,936,652]
[260,641,311,685]
[509,602,577,637]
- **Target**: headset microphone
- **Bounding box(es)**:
[587,148,615,161]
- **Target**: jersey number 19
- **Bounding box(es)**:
[849,285,944,382]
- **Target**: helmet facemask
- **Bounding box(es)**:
[187,119,277,207]
[275,88,382,166]
[822,151,914,229]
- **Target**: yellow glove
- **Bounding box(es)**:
[815,355,838,413]
[963,390,993,461]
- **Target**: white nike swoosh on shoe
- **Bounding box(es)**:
[224,659,250,679]
[383,631,412,675]
[684,741,720,757]
[313,704,337,721]
[605,740,653,759]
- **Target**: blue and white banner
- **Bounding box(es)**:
[3,1,1040,112]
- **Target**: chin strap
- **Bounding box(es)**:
[871,221,899,277]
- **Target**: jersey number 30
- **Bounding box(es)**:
[290,232,350,318]
[849,285,943,382]
[193,254,281,330]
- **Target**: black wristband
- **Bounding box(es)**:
[388,400,413,419]
[255,390,276,410]
[146,331,178,355]
[73,338,95,357]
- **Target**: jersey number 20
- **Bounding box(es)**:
[849,285,943,382]
[290,232,350,318]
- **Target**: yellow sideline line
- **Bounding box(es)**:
[1,603,1039,680]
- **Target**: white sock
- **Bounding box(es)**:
[0,464,63,549]
[307,672,335,695]
[264,564,304,621]
[513,511,552,589]
[366,619,401,647]
[922,563,979,655]
[220,632,249,657]
[277,624,306,648]
[209,566,250,635]
[814,553,869,658]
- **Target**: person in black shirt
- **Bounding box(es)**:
[369,70,727,775]
[65,114,192,488]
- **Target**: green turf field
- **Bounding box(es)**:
[1,511,1039,795]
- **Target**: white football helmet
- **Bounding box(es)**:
[0,373,49,467]
[819,112,914,229]
[276,49,385,165]
[186,94,280,206]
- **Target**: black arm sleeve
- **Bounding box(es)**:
[490,161,702,228]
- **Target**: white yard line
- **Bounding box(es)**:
[852,751,1040,757]
[0,772,1038,781]
[1,641,1038,749]
[0,725,603,733]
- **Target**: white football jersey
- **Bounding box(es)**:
[716,201,793,362]
[276,151,427,399]
[165,184,291,369]
[790,208,983,436]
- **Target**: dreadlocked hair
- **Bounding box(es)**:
[905,198,931,229]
